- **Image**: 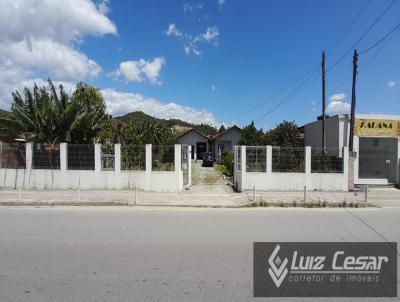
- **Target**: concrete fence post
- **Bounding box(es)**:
[343,146,349,191]
[146,144,152,172]
[145,144,152,190]
[95,143,101,172]
[175,144,183,191]
[188,145,192,187]
[25,142,33,171]
[305,146,311,174]
[241,145,246,190]
[175,144,182,172]
[266,145,272,173]
[114,143,121,173]
[60,143,67,171]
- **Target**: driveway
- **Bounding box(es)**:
[188,161,234,195]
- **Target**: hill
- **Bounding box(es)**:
[115,111,217,135]
[0,108,9,116]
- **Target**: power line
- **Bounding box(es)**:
[327,22,398,96]
[255,69,320,122]
[233,64,319,121]
[239,0,397,126]
[328,0,371,55]
[327,0,397,72]
[359,21,400,54]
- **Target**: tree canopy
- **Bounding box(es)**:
[239,120,300,146]
[0,80,108,144]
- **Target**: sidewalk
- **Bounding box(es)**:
[0,187,398,208]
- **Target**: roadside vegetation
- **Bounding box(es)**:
[0,80,178,147]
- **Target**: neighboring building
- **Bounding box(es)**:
[304,114,400,186]
[178,126,241,161]
[214,125,241,161]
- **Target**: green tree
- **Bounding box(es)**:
[239,121,264,145]
[217,125,226,133]
[69,82,108,143]
[0,80,109,144]
[265,121,299,147]
[120,119,177,145]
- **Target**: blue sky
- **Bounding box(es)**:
[0,0,399,129]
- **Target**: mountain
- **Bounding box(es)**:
[115,111,217,135]
[0,108,9,117]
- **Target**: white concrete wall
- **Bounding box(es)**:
[234,146,349,192]
[0,143,184,192]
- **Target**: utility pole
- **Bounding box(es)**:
[349,49,358,152]
[321,51,326,152]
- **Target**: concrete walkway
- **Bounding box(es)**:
[189,161,234,195]
[0,187,398,208]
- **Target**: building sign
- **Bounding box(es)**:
[355,119,400,137]
[254,242,397,297]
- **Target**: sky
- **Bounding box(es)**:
[0,0,399,130]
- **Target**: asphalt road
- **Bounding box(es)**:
[0,207,399,302]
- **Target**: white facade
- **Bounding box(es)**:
[304,114,400,186]
[214,126,241,161]
[178,126,241,161]
[178,129,209,159]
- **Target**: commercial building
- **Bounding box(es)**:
[304,114,400,186]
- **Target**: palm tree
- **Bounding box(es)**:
[0,80,109,144]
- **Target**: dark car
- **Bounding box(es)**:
[202,152,214,167]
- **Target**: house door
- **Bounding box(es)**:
[196,142,206,159]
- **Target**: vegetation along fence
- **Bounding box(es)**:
[0,142,190,192]
[32,143,60,169]
[0,142,26,169]
[234,145,349,192]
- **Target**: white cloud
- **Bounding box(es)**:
[217,0,227,8]
[326,93,350,115]
[211,84,216,91]
[165,24,219,56]
[98,0,110,14]
[0,0,116,45]
[101,88,218,125]
[0,0,117,109]
[184,44,201,56]
[387,80,396,88]
[183,2,204,13]
[0,39,101,80]
[329,93,346,102]
[115,57,165,84]
[166,23,183,37]
[203,27,219,45]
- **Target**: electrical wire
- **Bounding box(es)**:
[255,69,320,122]
[328,0,371,55]
[327,0,397,72]
[359,21,400,54]
[233,64,319,121]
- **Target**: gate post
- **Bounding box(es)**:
[188,145,192,187]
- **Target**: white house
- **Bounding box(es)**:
[303,114,400,186]
[178,126,241,161]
